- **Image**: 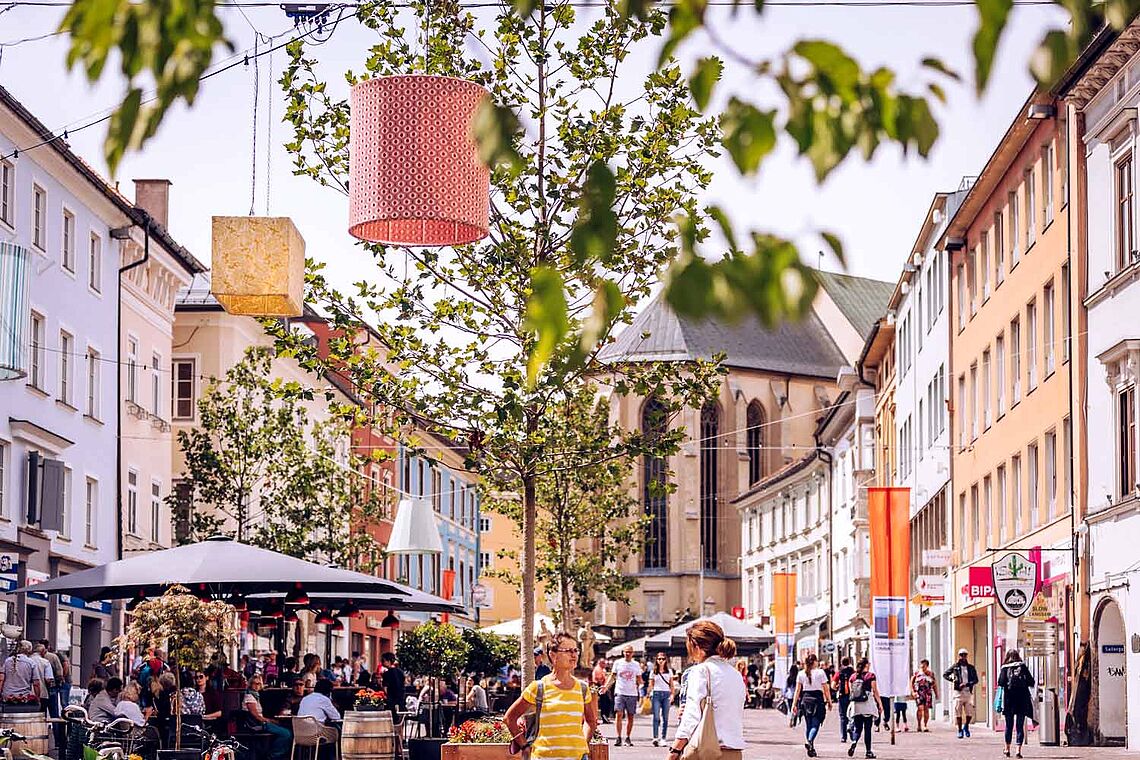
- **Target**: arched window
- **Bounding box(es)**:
[700,401,720,572]
[642,398,669,570]
[747,401,765,485]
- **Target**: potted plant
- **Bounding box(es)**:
[353,688,388,711]
[441,718,514,760]
[398,621,470,760]
[1,693,41,714]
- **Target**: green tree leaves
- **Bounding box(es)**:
[721,99,777,175]
[972,0,1014,92]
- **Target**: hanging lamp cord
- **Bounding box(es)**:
[248,37,260,216]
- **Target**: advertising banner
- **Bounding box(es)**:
[869,487,911,697]
[772,571,796,690]
[992,553,1038,618]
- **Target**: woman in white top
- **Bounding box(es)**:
[114,682,148,726]
[668,621,746,760]
[649,653,676,747]
[790,653,833,757]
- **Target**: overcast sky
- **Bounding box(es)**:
[0,2,1067,292]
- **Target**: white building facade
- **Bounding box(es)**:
[891,189,965,723]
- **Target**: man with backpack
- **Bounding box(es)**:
[833,656,855,742]
[943,648,979,738]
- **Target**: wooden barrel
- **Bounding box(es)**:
[0,710,51,757]
[342,710,396,759]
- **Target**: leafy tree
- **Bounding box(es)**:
[170,346,379,567]
[275,0,724,683]
[461,628,519,678]
[397,620,471,681]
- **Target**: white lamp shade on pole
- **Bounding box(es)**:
[0,242,30,381]
[386,498,443,555]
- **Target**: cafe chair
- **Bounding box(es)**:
[291,716,339,760]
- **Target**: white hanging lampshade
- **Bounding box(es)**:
[210,216,305,317]
[348,75,491,246]
[386,497,443,554]
[0,242,30,381]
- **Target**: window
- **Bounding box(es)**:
[32,185,45,250]
[30,312,45,390]
[958,492,967,557]
[1043,143,1055,226]
[479,551,492,572]
[0,441,6,519]
[1011,317,1022,403]
[1044,281,1055,375]
[85,478,97,547]
[1062,263,1071,363]
[699,402,720,572]
[938,364,946,434]
[968,248,978,315]
[747,401,765,485]
[958,373,967,449]
[171,359,196,420]
[1120,386,1136,499]
[994,211,1005,285]
[59,466,71,539]
[85,348,100,418]
[1046,430,1058,518]
[1028,442,1040,529]
[983,349,992,429]
[1118,153,1135,273]
[981,232,991,300]
[971,483,981,558]
[1064,415,1073,510]
[58,331,72,405]
[997,465,1008,543]
[151,352,161,416]
[983,475,993,549]
[151,481,161,543]
[970,362,978,440]
[88,234,101,293]
[956,263,966,331]
[127,470,138,535]
[996,334,1006,417]
[62,210,75,272]
[0,160,12,226]
[126,337,138,403]
[1027,300,1038,391]
[1026,168,1037,248]
[479,516,491,532]
[1012,455,1023,536]
[926,266,935,329]
[643,398,669,570]
[1009,189,1020,266]
[918,399,925,457]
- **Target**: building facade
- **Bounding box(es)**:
[944,97,1074,730]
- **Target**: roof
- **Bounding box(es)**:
[814,270,895,339]
[176,271,221,310]
[597,295,848,379]
[0,84,205,276]
[732,449,821,504]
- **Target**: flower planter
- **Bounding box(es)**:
[440,743,609,760]
[0,703,40,714]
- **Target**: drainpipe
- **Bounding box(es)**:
[816,432,834,653]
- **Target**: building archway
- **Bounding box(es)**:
[1094,597,1128,744]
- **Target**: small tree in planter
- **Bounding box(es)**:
[461,630,517,681]
[118,585,236,750]
[397,621,470,745]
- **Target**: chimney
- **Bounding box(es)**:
[132,179,172,229]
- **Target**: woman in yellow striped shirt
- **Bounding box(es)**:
[506,632,599,760]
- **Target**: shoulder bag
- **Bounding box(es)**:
[681,665,722,760]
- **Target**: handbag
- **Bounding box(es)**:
[681,665,721,760]
[639,695,652,715]
[993,686,1004,714]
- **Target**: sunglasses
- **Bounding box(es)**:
[552,648,580,654]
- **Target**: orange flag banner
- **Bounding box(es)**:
[772,571,796,688]
[868,487,911,696]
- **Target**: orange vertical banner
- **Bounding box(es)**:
[868,487,911,696]
[771,571,796,688]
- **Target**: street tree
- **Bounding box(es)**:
[274,0,724,682]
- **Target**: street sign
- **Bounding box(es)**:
[992,553,1038,617]
[821,640,836,655]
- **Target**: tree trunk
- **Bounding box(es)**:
[521,472,537,686]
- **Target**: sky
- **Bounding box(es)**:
[0,1,1069,293]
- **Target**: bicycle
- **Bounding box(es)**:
[0,726,27,760]
[180,723,246,760]
[62,705,146,760]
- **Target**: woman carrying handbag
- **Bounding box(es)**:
[666,621,747,760]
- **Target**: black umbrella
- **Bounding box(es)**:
[246,589,465,615]
[12,537,413,601]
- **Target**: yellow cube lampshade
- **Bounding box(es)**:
[211,216,305,317]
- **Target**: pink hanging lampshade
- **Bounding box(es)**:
[348,75,491,246]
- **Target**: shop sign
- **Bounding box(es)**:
[915,575,946,602]
[966,566,994,599]
[1025,593,1051,622]
[992,553,1038,618]
[922,549,952,568]
[366,616,383,630]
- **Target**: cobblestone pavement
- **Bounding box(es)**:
[602,707,1132,760]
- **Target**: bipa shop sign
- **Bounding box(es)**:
[964,566,994,600]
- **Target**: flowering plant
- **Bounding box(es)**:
[353,688,387,709]
[447,719,514,744]
[2,693,38,704]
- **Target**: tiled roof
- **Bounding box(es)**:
[815,270,895,339]
[597,294,848,379]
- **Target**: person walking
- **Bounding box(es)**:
[846,658,883,759]
[790,653,832,757]
[649,653,676,747]
[786,661,801,726]
[834,656,855,742]
[505,632,597,760]
[591,658,612,724]
[607,645,642,746]
[944,648,979,738]
[910,659,938,732]
[668,620,746,760]
[998,650,1036,758]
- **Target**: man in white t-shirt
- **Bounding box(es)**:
[606,645,642,747]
